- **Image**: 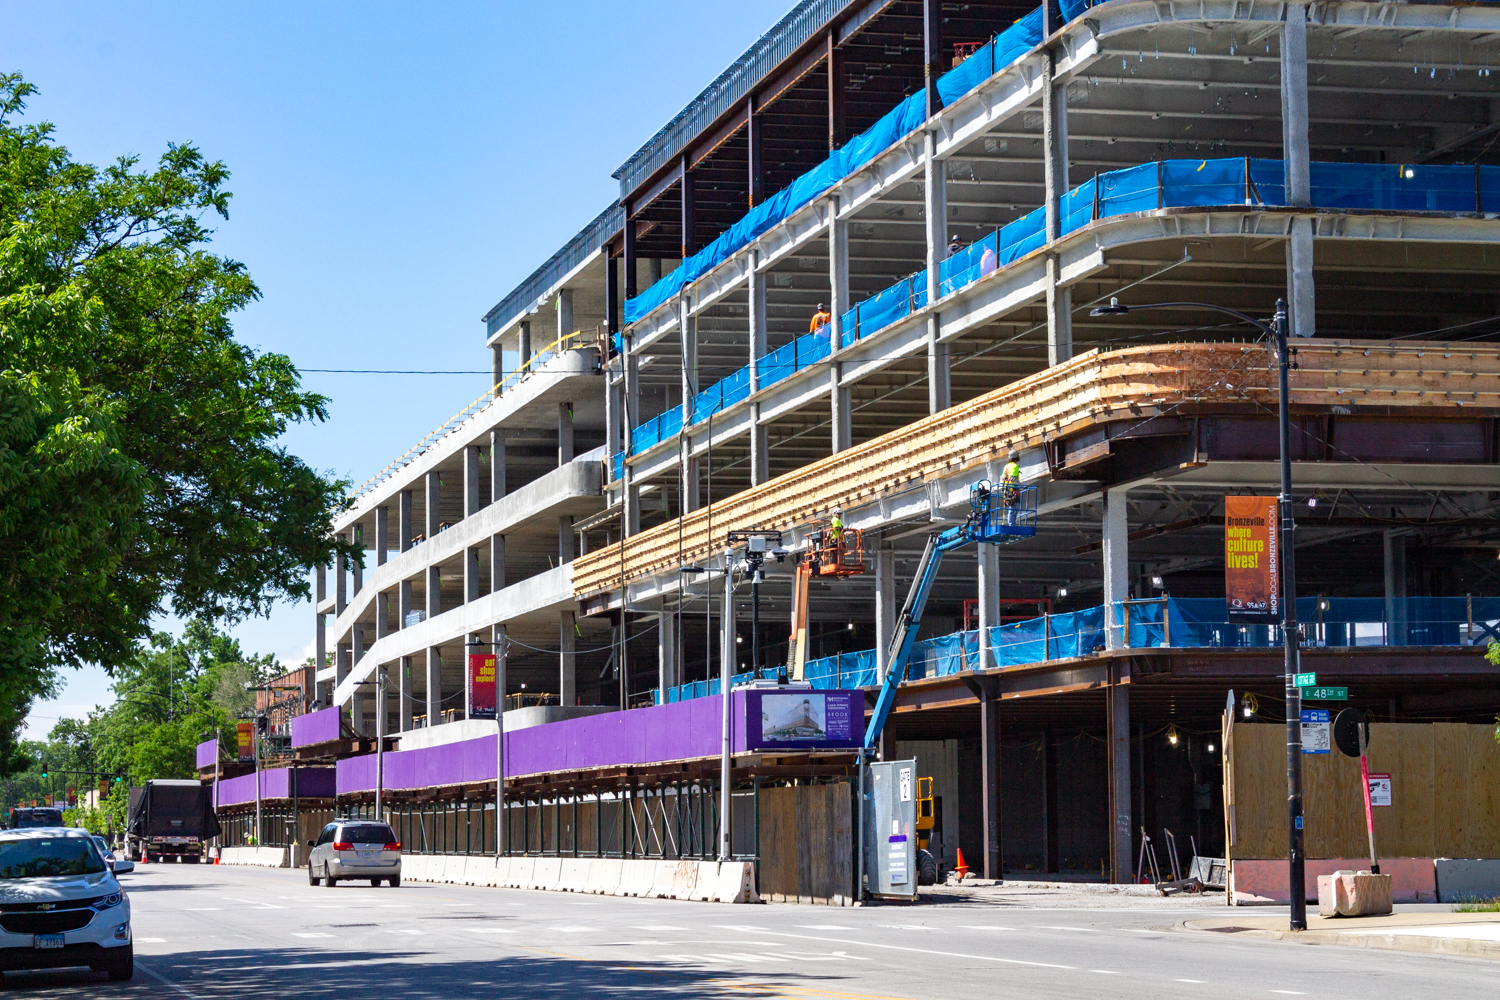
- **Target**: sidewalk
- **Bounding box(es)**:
[918,876,1228,908]
[1184,911,1500,959]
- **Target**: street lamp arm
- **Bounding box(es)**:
[1089,298,1273,334]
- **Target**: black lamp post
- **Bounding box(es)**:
[1090,296,1306,930]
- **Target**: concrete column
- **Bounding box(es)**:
[399,579,412,631]
[1281,3,1316,338]
[1041,732,1059,872]
[335,644,348,686]
[426,565,441,619]
[1106,667,1132,882]
[1043,49,1073,367]
[315,611,326,674]
[557,288,573,346]
[398,655,413,732]
[464,445,481,517]
[646,258,663,285]
[977,543,1000,670]
[316,562,327,603]
[560,612,576,706]
[558,402,573,467]
[351,527,364,597]
[924,131,950,415]
[658,610,679,697]
[490,534,505,593]
[335,548,348,615]
[374,507,389,567]
[491,344,504,392]
[680,295,701,512]
[375,590,388,640]
[1384,530,1407,645]
[1102,488,1130,650]
[465,546,480,603]
[980,686,1002,879]
[517,321,531,373]
[488,431,506,505]
[828,195,852,454]
[559,516,574,564]
[399,491,413,552]
[875,544,896,682]
[425,472,441,540]
[605,363,621,481]
[425,647,441,726]
[747,248,769,485]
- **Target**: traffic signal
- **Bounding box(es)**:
[39,767,47,779]
[254,714,268,734]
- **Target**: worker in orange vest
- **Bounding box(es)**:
[810,303,831,332]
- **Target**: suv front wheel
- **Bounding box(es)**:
[101,944,134,981]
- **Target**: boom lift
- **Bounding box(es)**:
[863,481,1037,751]
[788,518,865,680]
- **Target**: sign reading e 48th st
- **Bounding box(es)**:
[1301,685,1348,701]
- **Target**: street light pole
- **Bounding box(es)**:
[1089,295,1305,928]
[719,549,734,862]
[1273,297,1307,929]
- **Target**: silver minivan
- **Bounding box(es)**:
[307,820,400,887]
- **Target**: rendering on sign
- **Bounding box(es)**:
[1368,773,1393,807]
[747,690,862,750]
[1224,495,1278,623]
[467,653,497,719]
[236,721,254,763]
[1301,709,1331,754]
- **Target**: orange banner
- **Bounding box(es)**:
[236,721,254,763]
[1225,495,1279,623]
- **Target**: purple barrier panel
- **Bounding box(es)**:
[196,739,219,770]
[215,771,258,808]
[261,768,289,799]
[336,754,376,795]
[292,706,341,747]
[460,735,496,784]
[287,768,336,798]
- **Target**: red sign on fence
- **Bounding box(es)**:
[468,653,497,719]
[1225,495,1279,623]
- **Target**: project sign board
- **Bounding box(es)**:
[1224,495,1279,623]
[467,653,497,719]
[745,690,864,750]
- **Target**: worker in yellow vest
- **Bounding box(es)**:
[1001,451,1022,525]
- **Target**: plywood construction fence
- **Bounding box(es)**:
[577,339,1500,596]
[1226,723,1500,860]
[757,782,855,905]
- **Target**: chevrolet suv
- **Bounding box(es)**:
[0,828,135,981]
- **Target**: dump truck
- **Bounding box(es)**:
[126,779,220,863]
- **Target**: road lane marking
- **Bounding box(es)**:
[1270,992,1307,996]
[136,937,167,943]
[733,927,1076,969]
[137,961,209,1000]
[800,924,856,930]
[185,907,222,911]
[292,932,334,939]
[1175,979,1207,984]
[959,925,1013,931]
[389,928,425,935]
[1090,970,1120,974]
[551,925,601,933]
[221,896,284,909]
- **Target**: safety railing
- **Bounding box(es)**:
[657,596,1500,703]
[613,157,1500,477]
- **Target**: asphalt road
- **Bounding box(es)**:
[5,862,1495,999]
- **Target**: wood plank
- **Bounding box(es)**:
[1433,724,1470,858]
[1467,724,1500,858]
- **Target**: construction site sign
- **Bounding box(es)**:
[468,653,497,719]
[1224,495,1279,623]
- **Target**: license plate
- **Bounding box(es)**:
[358,850,377,859]
[34,933,65,949]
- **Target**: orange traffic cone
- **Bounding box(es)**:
[954,848,970,880]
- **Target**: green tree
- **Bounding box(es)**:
[0,74,358,772]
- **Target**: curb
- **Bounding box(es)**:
[1177,919,1500,961]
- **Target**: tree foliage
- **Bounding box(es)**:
[0,73,358,770]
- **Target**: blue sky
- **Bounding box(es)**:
[7,0,789,737]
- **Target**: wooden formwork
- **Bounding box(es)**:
[576,339,1500,597]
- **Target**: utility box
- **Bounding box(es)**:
[864,759,917,900]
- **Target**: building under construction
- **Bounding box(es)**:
[263,0,1500,897]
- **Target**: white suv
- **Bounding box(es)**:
[0,828,134,981]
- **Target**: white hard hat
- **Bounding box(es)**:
[832,505,842,514]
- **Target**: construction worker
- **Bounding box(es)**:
[1001,451,1022,525]
[948,234,965,256]
[810,302,831,332]
[829,506,844,544]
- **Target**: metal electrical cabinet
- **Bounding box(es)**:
[863,759,917,900]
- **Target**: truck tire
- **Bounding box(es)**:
[917,849,938,886]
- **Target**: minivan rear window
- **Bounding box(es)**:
[339,825,395,844]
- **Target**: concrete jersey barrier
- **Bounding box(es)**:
[394,855,760,904]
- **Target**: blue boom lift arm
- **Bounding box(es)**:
[863,481,1037,751]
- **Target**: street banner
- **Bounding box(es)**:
[1225,495,1278,623]
[468,652,497,719]
[236,721,254,763]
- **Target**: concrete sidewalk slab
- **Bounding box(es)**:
[1183,912,1500,960]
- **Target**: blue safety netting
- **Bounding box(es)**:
[656,596,1500,704]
